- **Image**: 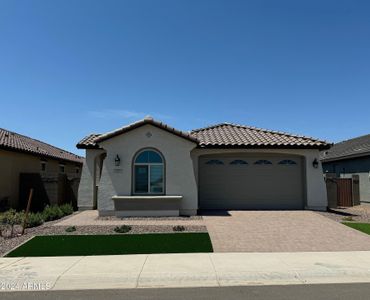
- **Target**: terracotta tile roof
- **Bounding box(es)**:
[191,123,330,149]
[76,118,330,150]
[93,116,197,144]
[0,128,83,164]
[321,134,370,162]
[76,133,102,149]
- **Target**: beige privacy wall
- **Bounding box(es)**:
[96,124,198,215]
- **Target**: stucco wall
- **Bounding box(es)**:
[77,149,105,210]
[96,125,198,215]
[0,149,81,208]
[191,148,327,210]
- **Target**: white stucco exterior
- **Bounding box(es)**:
[77,122,328,216]
[94,124,198,215]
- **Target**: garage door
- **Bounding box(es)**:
[199,154,304,210]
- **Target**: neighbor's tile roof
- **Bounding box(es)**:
[0,128,83,163]
[77,118,330,150]
[320,134,370,162]
[191,123,330,149]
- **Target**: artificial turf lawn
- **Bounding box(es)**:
[343,222,370,235]
[5,233,213,257]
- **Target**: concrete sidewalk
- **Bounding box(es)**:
[1,252,370,291]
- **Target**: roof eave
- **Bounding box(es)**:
[76,144,102,150]
[197,144,331,150]
[321,151,370,163]
[0,145,83,164]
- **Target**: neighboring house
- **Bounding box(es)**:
[321,134,370,204]
[76,116,330,217]
[0,128,83,210]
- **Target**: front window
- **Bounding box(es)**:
[134,149,164,194]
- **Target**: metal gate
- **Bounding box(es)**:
[337,178,353,207]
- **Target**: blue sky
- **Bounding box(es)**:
[1,0,369,155]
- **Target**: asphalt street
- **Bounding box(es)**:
[2,283,370,300]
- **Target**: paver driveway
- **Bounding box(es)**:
[202,210,370,252]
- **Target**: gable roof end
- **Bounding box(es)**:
[93,117,198,144]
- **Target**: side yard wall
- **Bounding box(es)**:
[322,156,370,203]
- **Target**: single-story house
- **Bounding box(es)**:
[76,116,330,217]
[321,134,370,204]
[0,128,83,210]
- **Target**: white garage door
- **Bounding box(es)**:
[199,154,304,210]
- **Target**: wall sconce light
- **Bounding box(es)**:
[312,158,319,169]
[114,154,121,166]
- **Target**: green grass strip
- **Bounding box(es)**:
[343,222,370,235]
[6,233,213,257]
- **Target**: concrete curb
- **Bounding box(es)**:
[1,251,370,291]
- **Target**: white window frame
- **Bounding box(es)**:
[133,149,165,195]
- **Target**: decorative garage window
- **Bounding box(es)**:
[278,159,297,165]
[133,149,164,194]
[254,159,272,165]
[205,159,224,165]
[230,160,248,165]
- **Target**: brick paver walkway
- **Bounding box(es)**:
[202,210,370,252]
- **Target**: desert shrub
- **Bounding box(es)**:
[25,212,44,228]
[114,225,132,233]
[0,209,24,237]
[173,225,185,232]
[0,209,24,226]
[59,203,74,216]
[42,205,64,222]
[65,226,76,233]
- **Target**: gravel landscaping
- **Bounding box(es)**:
[316,205,370,223]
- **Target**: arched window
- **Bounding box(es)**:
[278,159,297,165]
[133,149,164,194]
[230,160,248,165]
[254,159,272,165]
[205,159,224,165]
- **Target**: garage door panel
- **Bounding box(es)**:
[199,155,304,210]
